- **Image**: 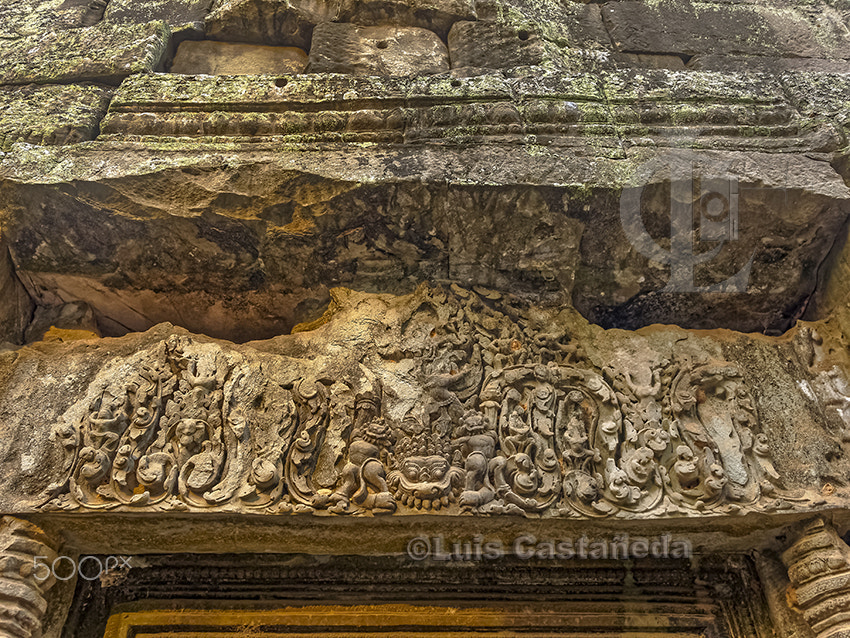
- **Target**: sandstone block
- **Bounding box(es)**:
[0,21,171,86]
[307,23,449,76]
[205,0,340,49]
[779,72,850,122]
[105,0,213,32]
[170,40,308,74]
[475,0,611,50]
[338,0,476,39]
[687,55,850,73]
[448,21,547,69]
[602,1,850,58]
[0,84,114,150]
[1,141,847,338]
[0,0,104,39]
[0,286,847,519]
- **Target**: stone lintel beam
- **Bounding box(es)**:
[0,140,847,340]
[0,286,847,536]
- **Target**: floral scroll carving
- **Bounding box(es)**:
[41,287,803,519]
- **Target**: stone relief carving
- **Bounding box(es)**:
[0,517,59,638]
[40,286,814,518]
[781,518,850,638]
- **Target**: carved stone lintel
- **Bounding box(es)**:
[0,516,59,638]
[36,286,817,518]
[782,518,850,638]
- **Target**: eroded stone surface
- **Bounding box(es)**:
[448,21,552,70]
[337,0,476,39]
[205,0,340,49]
[602,1,850,58]
[0,238,32,346]
[105,0,214,33]
[0,285,847,520]
[1,125,847,338]
[476,0,611,52]
[307,23,449,75]
[0,84,114,150]
[0,21,171,86]
[171,40,308,74]
[0,0,104,39]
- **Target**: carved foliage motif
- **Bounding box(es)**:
[43,287,796,518]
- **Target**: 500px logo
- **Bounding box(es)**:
[32,555,132,582]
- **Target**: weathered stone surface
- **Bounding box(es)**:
[24,301,100,343]
[616,53,686,71]
[476,0,611,51]
[105,0,213,33]
[99,73,610,143]
[0,21,171,86]
[0,138,846,338]
[307,23,449,76]
[600,69,840,152]
[0,84,114,150]
[0,238,33,346]
[779,71,850,124]
[688,55,850,73]
[0,285,847,520]
[170,40,308,74]
[337,0,476,39]
[602,1,850,58]
[781,519,850,638]
[448,21,551,70]
[205,0,340,49]
[0,517,60,638]
[0,0,104,39]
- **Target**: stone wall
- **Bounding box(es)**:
[2,0,850,635]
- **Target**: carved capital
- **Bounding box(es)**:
[0,516,59,638]
[781,518,850,638]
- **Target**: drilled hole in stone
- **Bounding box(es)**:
[275,78,289,88]
[376,40,389,49]
[451,79,462,87]
[517,30,530,41]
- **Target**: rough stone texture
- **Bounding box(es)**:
[0,21,171,86]
[337,0,477,39]
[0,285,847,522]
[476,0,611,51]
[23,301,100,344]
[688,55,850,73]
[448,21,552,70]
[4,0,850,634]
[205,0,341,49]
[0,144,847,337]
[0,69,835,337]
[170,40,308,74]
[307,23,450,75]
[105,0,214,33]
[0,0,104,39]
[602,1,850,58]
[0,84,114,151]
[0,238,33,346]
